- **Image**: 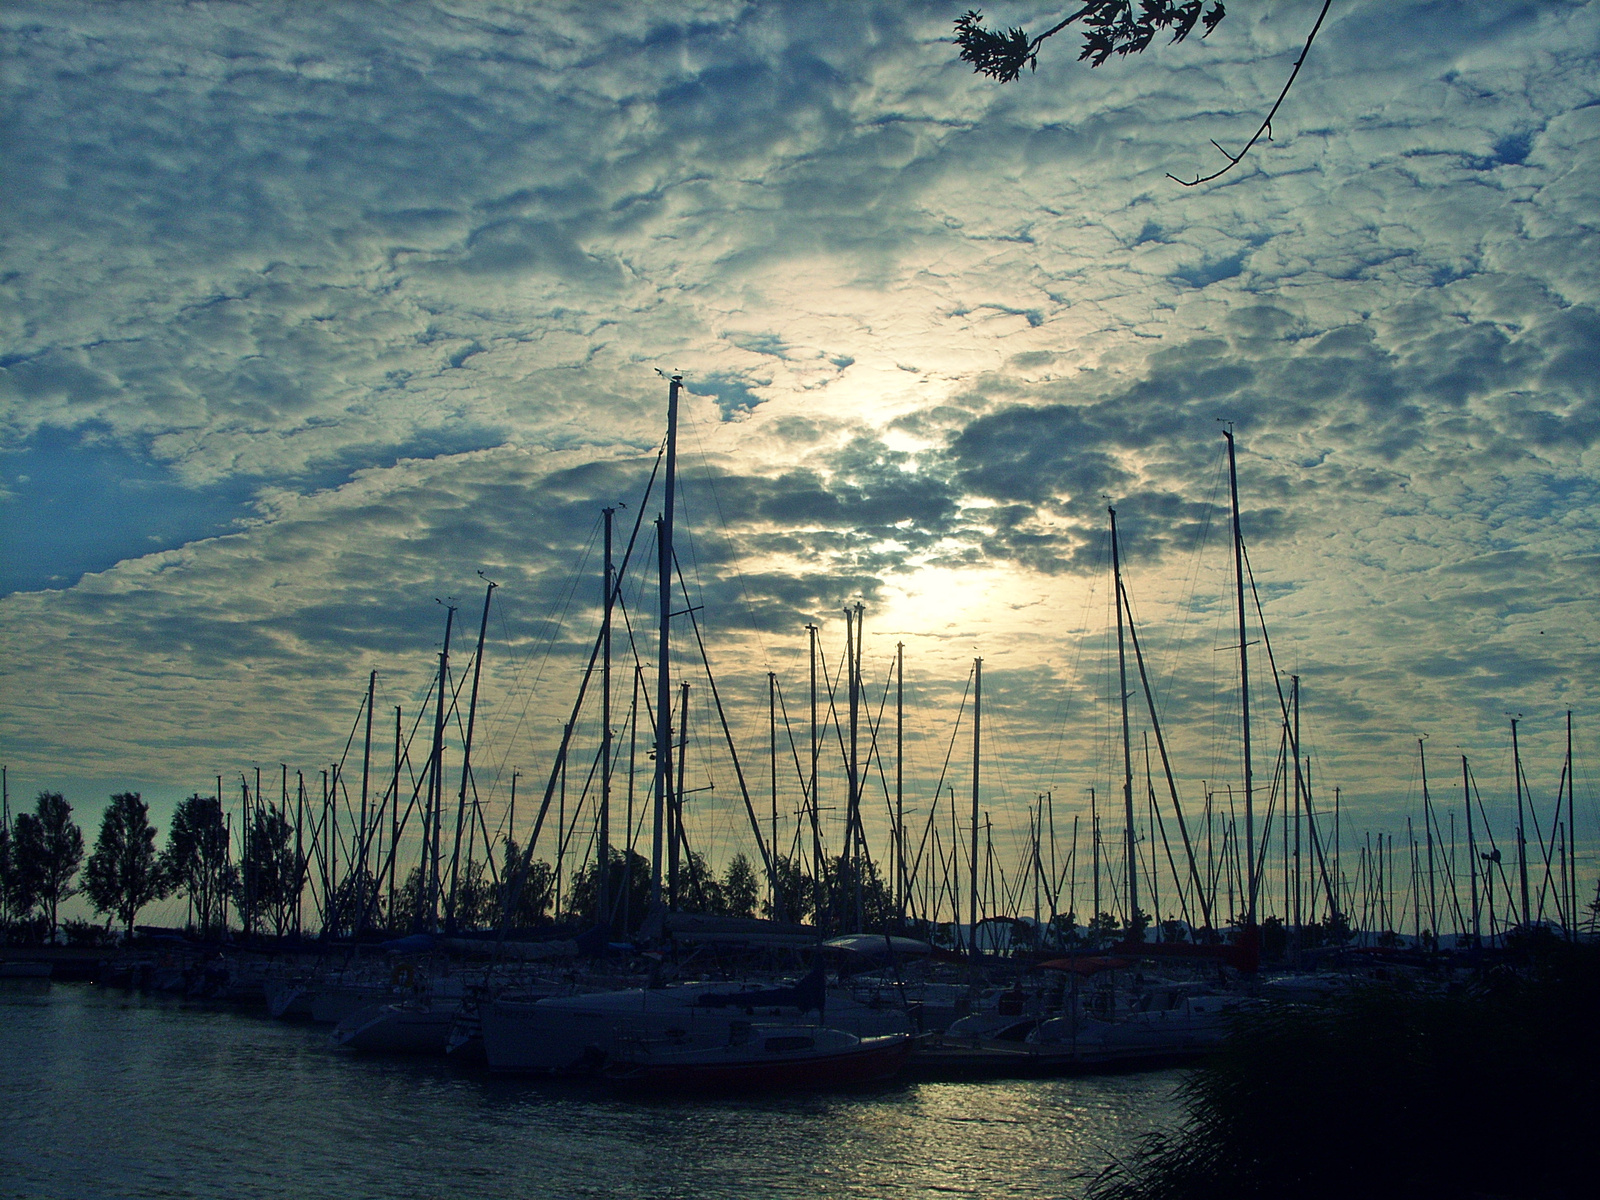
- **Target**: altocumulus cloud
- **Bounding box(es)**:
[1,0,1597,844]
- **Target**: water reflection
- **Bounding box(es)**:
[1,986,1184,1199]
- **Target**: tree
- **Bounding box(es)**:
[955,1,1228,83]
[720,853,760,920]
[161,793,234,937]
[83,792,170,938]
[476,839,554,931]
[0,819,17,933]
[817,853,894,934]
[565,847,653,934]
[763,855,816,926]
[10,792,84,940]
[237,805,300,937]
[954,2,1333,185]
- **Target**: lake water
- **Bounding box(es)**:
[0,982,1186,1200]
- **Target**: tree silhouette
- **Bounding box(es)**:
[10,792,84,940]
[161,794,235,937]
[955,2,1333,185]
[84,792,170,938]
[238,805,300,937]
[955,1,1227,82]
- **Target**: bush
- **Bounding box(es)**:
[1089,944,1600,1200]
[62,918,115,947]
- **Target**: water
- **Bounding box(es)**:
[0,983,1186,1200]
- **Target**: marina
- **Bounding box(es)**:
[1,980,1184,1200]
[5,3,1599,1196]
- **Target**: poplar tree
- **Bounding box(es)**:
[161,793,234,937]
[11,792,84,940]
[84,792,170,938]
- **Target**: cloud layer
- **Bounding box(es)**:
[3,1,1598,905]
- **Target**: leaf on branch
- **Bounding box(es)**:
[955,10,1036,83]
[954,3,1227,78]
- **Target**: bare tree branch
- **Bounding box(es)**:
[1168,0,1332,186]
[955,2,1331,187]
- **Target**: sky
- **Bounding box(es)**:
[2,0,1598,927]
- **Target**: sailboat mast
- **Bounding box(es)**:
[846,605,861,931]
[672,680,690,909]
[1566,711,1576,939]
[359,670,375,914]
[1109,507,1140,939]
[1292,677,1303,937]
[807,622,822,926]
[896,640,905,925]
[389,706,400,928]
[651,375,681,908]
[1512,717,1530,927]
[1463,755,1478,946]
[970,656,982,960]
[447,582,494,931]
[1090,786,1101,935]
[600,507,614,928]
[1223,428,1257,928]
[769,670,777,916]
[292,766,303,935]
[424,602,456,931]
[1420,737,1436,939]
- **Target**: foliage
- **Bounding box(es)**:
[1087,944,1600,1200]
[0,820,17,932]
[161,794,234,937]
[323,868,376,938]
[954,3,1226,83]
[720,853,760,919]
[442,857,498,932]
[955,2,1332,186]
[763,854,816,925]
[494,839,554,930]
[10,792,85,939]
[62,917,115,947]
[815,853,894,934]
[83,792,170,936]
[565,848,653,934]
[238,804,300,937]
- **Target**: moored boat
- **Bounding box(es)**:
[605,1024,911,1092]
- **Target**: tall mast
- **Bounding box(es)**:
[651,375,681,909]
[1223,428,1257,927]
[769,670,778,917]
[291,765,303,935]
[600,507,614,929]
[359,671,375,916]
[970,656,982,960]
[1566,711,1576,940]
[319,769,330,936]
[1420,736,1436,938]
[672,680,690,909]
[1463,755,1477,946]
[389,706,400,928]
[447,581,494,931]
[807,622,821,926]
[896,640,905,925]
[1512,716,1529,928]
[425,602,456,932]
[1090,787,1101,937]
[848,602,864,931]
[1109,507,1140,939]
[1292,678,1303,937]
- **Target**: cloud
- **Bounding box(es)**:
[2,0,1599,874]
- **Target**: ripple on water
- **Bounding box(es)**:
[0,984,1186,1200]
